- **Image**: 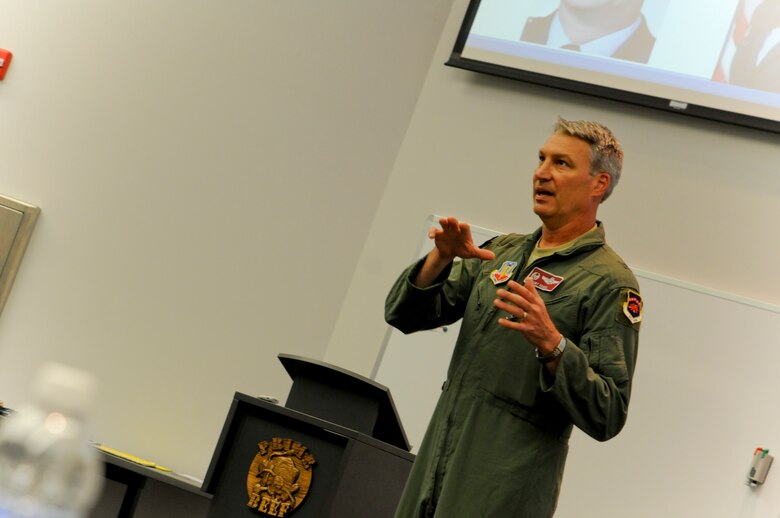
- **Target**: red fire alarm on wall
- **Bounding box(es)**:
[0,49,13,80]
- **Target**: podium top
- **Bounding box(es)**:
[278,353,410,451]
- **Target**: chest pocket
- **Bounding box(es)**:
[539,292,580,342]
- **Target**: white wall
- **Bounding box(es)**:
[0,0,454,478]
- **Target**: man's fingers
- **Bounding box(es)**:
[476,248,496,260]
[434,216,494,261]
[495,289,527,312]
[506,278,542,303]
[493,297,529,330]
[506,280,531,300]
[439,216,460,232]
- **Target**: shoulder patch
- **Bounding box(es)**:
[622,289,643,324]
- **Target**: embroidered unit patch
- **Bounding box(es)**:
[623,289,643,324]
[489,261,518,285]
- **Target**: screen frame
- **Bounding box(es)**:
[445,0,780,134]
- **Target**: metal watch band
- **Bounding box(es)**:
[535,336,566,364]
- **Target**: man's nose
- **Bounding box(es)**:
[534,161,551,180]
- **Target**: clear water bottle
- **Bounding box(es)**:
[0,363,103,518]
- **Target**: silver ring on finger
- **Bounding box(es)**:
[507,311,527,322]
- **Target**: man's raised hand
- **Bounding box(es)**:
[429,216,496,262]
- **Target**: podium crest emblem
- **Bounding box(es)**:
[247,438,317,517]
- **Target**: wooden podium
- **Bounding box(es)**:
[202,355,414,517]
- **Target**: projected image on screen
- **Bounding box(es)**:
[448,0,780,132]
[715,0,780,93]
[518,0,660,65]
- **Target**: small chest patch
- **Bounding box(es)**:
[623,289,643,324]
[525,267,564,292]
[489,261,518,285]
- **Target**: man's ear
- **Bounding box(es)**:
[592,172,610,199]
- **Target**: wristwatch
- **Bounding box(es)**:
[535,335,566,364]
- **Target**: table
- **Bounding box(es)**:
[99,451,212,518]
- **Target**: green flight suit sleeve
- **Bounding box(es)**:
[385,255,481,334]
[540,286,641,441]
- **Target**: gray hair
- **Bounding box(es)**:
[554,118,623,202]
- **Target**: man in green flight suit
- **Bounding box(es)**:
[386,118,642,517]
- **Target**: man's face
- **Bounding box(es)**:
[532,133,607,228]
